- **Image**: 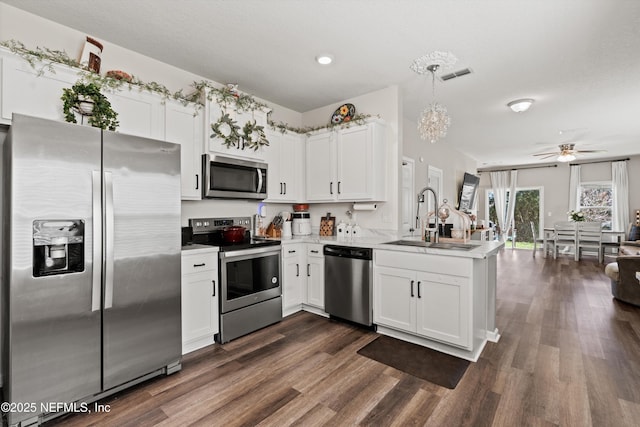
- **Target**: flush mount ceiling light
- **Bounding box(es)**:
[410,51,458,143]
[315,54,333,65]
[507,98,534,113]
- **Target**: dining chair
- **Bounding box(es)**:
[577,221,603,263]
[530,221,545,257]
[553,221,578,260]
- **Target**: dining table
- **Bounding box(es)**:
[541,226,626,260]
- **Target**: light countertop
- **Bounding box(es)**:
[181,234,504,259]
[276,234,504,259]
[180,244,219,254]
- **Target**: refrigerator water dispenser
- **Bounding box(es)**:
[33,219,85,276]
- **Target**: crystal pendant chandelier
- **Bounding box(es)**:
[410,51,457,143]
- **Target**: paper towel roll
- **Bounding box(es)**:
[352,203,377,211]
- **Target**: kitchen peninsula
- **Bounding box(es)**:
[279,236,503,361]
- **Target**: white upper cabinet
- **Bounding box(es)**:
[265,129,304,202]
[206,101,270,161]
[104,88,165,140]
[0,50,76,124]
[305,131,336,201]
[164,100,204,200]
[305,119,387,202]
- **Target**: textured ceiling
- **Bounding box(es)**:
[3,0,640,168]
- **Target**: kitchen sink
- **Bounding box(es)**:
[383,240,476,251]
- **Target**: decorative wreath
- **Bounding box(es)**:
[242,120,269,151]
[210,113,241,148]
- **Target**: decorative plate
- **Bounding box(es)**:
[330,103,356,124]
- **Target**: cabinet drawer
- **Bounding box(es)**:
[375,250,471,277]
[283,245,302,259]
[181,253,217,274]
[307,244,324,257]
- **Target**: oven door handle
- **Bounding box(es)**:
[220,245,281,259]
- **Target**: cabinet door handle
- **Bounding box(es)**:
[310,250,319,254]
[195,174,199,190]
[410,280,414,297]
[338,181,341,194]
[307,264,310,277]
[288,250,296,254]
[283,182,287,195]
[330,182,333,195]
[193,263,206,267]
[417,281,421,298]
[296,264,299,277]
[212,280,216,297]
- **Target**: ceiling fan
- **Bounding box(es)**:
[533,143,605,162]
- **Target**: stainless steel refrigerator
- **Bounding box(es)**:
[2,114,182,426]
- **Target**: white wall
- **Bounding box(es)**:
[285,85,402,233]
[402,117,479,209]
[477,155,640,230]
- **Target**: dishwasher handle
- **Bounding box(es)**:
[323,245,372,260]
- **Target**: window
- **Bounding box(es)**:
[578,181,612,229]
[486,187,543,246]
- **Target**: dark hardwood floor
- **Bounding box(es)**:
[48,249,640,426]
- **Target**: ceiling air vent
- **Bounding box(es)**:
[440,68,473,82]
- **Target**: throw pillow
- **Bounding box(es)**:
[629,225,640,241]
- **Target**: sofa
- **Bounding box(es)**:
[604,240,640,306]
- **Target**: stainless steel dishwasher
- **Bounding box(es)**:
[324,245,373,326]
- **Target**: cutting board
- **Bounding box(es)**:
[319,213,336,236]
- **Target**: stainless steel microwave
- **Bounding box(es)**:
[202,154,267,199]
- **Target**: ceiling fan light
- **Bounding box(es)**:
[507,98,534,113]
[557,153,576,162]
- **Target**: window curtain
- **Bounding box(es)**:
[568,164,581,212]
[490,170,518,242]
[612,161,629,232]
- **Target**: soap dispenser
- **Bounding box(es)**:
[336,221,347,241]
[351,224,362,240]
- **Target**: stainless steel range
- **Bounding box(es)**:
[189,217,282,343]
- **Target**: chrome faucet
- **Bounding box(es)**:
[416,186,439,242]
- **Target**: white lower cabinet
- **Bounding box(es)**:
[281,243,325,315]
[282,244,305,316]
[181,250,219,354]
[305,244,325,310]
[374,250,471,349]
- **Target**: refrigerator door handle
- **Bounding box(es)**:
[91,171,102,312]
[104,171,115,309]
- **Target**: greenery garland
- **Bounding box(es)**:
[267,113,378,135]
[2,39,382,136]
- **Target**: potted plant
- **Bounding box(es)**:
[61,81,119,130]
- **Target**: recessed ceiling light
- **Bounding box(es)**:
[316,54,333,65]
[507,98,534,113]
